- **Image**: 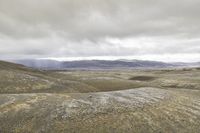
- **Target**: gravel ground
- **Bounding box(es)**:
[0,87,200,133]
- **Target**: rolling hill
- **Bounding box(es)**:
[1,60,200,132]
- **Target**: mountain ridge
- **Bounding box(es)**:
[10,59,177,70]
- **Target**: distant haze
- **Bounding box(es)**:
[0,0,200,62]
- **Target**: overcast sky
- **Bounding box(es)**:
[0,0,200,62]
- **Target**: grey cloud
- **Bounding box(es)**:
[0,0,200,61]
[1,0,200,39]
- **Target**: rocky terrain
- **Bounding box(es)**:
[0,60,200,132]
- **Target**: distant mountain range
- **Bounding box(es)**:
[9,59,200,70]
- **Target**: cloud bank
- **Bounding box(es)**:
[0,0,200,62]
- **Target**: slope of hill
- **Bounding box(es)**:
[0,60,98,93]
[1,87,200,132]
[0,60,30,71]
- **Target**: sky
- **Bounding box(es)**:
[0,0,200,62]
